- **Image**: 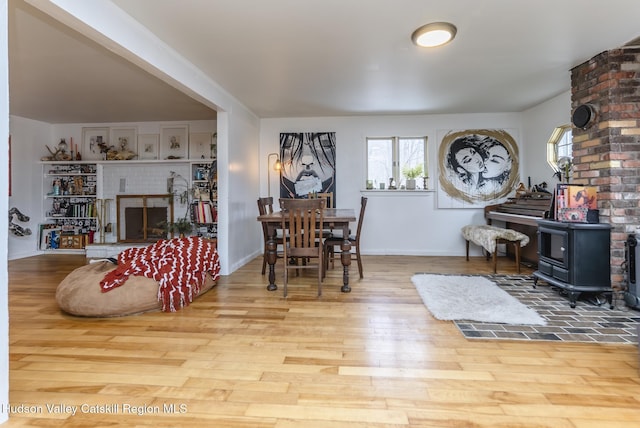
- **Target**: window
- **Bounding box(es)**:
[366,136,428,189]
[546,124,572,173]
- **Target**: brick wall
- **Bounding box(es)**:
[571,46,640,289]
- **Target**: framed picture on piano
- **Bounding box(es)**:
[556,184,599,223]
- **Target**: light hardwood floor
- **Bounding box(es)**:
[6,254,640,427]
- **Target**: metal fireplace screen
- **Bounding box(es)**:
[116,194,174,243]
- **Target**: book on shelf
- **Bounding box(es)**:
[39,224,61,250]
[192,200,217,224]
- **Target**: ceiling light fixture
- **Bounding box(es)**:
[411,22,457,48]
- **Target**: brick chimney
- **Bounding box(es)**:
[570,46,640,290]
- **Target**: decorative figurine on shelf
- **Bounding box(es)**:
[422,176,429,190]
[58,139,68,154]
[52,179,61,196]
[388,177,397,190]
[61,179,70,195]
[73,176,84,195]
[532,181,551,194]
[42,144,72,161]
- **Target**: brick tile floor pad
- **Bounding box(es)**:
[454,274,640,344]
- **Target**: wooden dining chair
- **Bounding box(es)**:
[308,191,334,208]
[309,191,335,237]
[323,196,367,279]
[279,197,326,297]
[257,197,283,275]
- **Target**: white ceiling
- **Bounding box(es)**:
[9,0,640,124]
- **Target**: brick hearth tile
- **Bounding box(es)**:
[524,332,562,341]
[446,275,640,343]
[493,331,529,339]
[503,325,537,332]
[556,333,596,342]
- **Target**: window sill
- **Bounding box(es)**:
[360,189,435,196]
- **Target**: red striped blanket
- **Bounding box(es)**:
[100,237,220,312]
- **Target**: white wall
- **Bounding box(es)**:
[258,97,572,258]
[223,110,263,273]
[521,90,571,189]
[8,116,51,259]
[1,0,9,421]
[261,113,526,257]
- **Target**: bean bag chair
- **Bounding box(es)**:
[56,237,220,317]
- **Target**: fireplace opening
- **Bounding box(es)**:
[125,207,167,241]
[117,194,174,242]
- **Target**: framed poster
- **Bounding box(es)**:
[279,132,336,200]
[189,132,212,159]
[160,125,189,159]
[81,127,110,160]
[110,127,137,153]
[437,129,519,208]
[137,134,159,160]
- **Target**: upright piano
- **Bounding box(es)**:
[484,192,553,264]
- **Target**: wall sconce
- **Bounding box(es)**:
[267,152,282,198]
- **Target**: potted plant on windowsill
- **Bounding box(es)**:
[402,164,423,190]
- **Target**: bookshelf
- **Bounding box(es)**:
[190,161,217,241]
[40,162,98,251]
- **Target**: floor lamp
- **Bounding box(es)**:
[267,152,281,198]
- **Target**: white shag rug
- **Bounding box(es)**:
[411,274,547,325]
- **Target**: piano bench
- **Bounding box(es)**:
[461,225,530,273]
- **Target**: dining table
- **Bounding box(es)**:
[257,208,357,293]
